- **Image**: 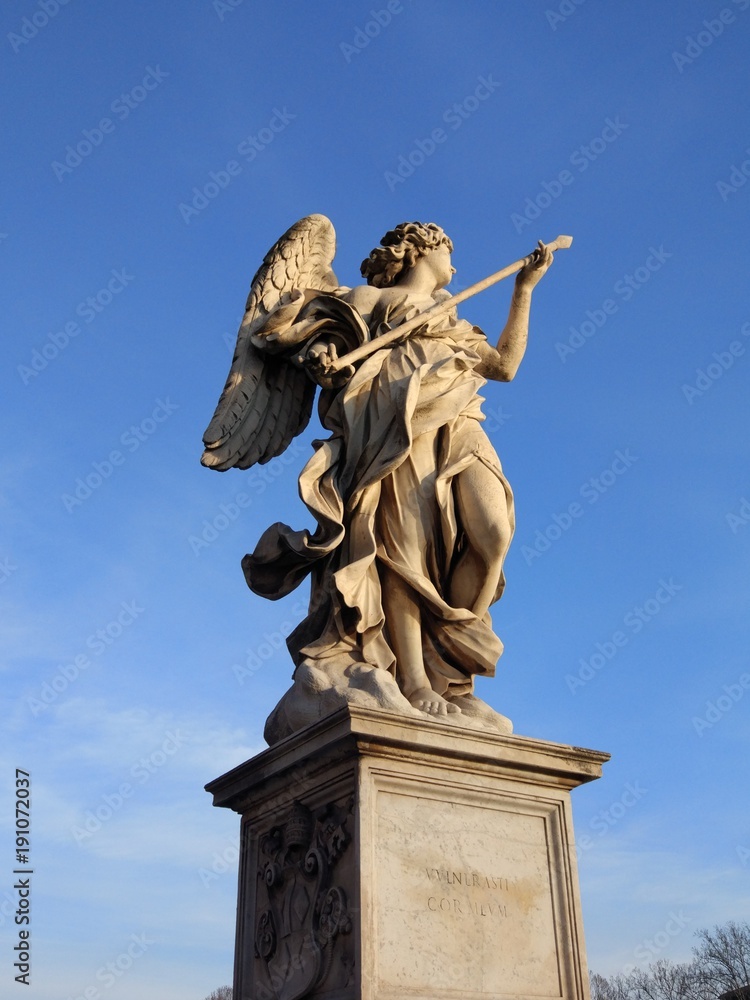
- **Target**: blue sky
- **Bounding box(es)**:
[2,1,749,997]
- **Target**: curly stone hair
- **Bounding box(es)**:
[360,221,453,288]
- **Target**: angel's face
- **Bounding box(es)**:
[421,244,456,290]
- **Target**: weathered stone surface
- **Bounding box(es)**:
[263,661,513,745]
[202,216,571,739]
[207,707,608,1000]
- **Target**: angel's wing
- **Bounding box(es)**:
[201,214,338,471]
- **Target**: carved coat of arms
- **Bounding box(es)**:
[254,800,353,1000]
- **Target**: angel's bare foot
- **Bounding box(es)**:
[407,687,461,717]
[445,693,512,733]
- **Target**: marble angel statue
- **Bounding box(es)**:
[201,214,568,743]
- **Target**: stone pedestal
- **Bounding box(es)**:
[206,707,609,1000]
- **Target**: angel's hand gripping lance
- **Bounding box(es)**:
[202,218,571,471]
[325,234,573,374]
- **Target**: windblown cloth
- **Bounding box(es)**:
[243,293,515,697]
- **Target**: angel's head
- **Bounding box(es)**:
[361,222,454,289]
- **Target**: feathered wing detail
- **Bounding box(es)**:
[201,214,338,471]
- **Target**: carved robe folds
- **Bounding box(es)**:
[244,295,515,708]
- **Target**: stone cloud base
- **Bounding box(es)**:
[206,707,609,1000]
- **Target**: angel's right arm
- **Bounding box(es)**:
[477,243,555,382]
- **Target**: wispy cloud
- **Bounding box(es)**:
[581,829,750,974]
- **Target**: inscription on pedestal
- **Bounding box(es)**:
[208,713,607,1000]
[374,787,565,997]
[425,868,512,918]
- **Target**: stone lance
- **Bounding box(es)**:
[327,234,573,373]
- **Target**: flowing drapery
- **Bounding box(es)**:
[243,295,514,696]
